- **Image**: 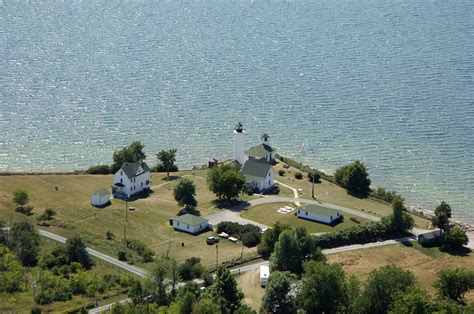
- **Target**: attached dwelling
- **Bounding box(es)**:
[297,204,341,224]
[112,162,151,200]
[172,214,210,234]
[245,133,277,164]
[418,230,442,247]
[91,188,111,207]
[241,160,275,193]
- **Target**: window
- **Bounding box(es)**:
[120,178,123,183]
[298,210,300,214]
[121,171,123,176]
[306,212,308,216]
[177,222,179,226]
[141,182,143,187]
[146,180,150,185]
[187,226,189,230]
[330,216,333,220]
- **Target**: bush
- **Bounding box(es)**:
[153,163,178,173]
[106,231,115,241]
[370,187,404,204]
[86,165,111,174]
[126,239,154,263]
[216,222,262,247]
[294,172,303,180]
[308,171,321,182]
[15,205,33,215]
[117,249,127,261]
[278,169,286,176]
[178,257,204,281]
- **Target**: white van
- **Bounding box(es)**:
[260,265,270,287]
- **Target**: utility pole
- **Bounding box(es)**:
[123,224,127,244]
[125,201,128,222]
[312,168,315,199]
[216,243,219,269]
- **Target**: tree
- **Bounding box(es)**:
[8,221,40,266]
[261,271,296,314]
[179,291,195,314]
[388,287,435,314]
[434,268,474,304]
[128,280,144,305]
[174,178,197,210]
[192,298,221,314]
[66,235,92,269]
[432,201,452,231]
[271,228,325,275]
[210,267,244,313]
[111,141,146,173]
[390,198,414,234]
[360,265,416,314]
[258,222,291,258]
[442,227,468,251]
[145,256,178,305]
[299,261,348,314]
[13,189,29,209]
[0,220,7,244]
[335,160,371,196]
[207,164,245,201]
[156,149,177,179]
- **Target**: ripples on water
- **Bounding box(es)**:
[1,0,473,222]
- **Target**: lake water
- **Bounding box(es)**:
[1,0,473,222]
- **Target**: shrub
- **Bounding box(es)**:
[153,163,178,173]
[106,231,115,241]
[178,257,203,281]
[335,160,371,196]
[216,222,262,247]
[278,169,286,176]
[86,165,111,174]
[308,171,321,182]
[294,172,303,180]
[117,249,127,261]
[15,205,33,215]
[370,187,404,204]
[126,239,154,263]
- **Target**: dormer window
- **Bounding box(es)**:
[121,171,123,176]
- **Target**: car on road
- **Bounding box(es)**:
[206,236,220,245]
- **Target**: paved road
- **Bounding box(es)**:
[88,298,132,314]
[38,229,147,278]
[230,235,417,274]
[204,196,381,229]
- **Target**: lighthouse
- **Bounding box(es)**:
[233,122,246,165]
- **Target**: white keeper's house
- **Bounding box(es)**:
[233,122,276,193]
[112,162,151,200]
[172,214,210,234]
[297,204,341,224]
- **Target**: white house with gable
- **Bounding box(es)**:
[233,123,276,193]
[112,162,151,199]
[172,214,210,234]
[297,204,341,224]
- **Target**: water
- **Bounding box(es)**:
[1,0,473,222]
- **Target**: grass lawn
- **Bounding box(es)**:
[274,162,431,228]
[241,202,371,234]
[0,172,259,269]
[326,242,474,302]
[0,238,131,313]
[235,268,265,311]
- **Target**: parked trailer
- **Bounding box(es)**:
[260,265,270,287]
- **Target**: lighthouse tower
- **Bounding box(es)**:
[234,122,246,165]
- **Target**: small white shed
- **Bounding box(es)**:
[260,265,270,287]
[297,204,341,224]
[172,214,210,234]
[91,188,111,207]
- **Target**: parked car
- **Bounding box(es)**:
[206,236,220,245]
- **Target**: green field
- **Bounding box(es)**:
[241,202,371,234]
[273,162,431,228]
[0,172,259,269]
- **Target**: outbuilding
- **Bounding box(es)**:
[91,188,111,207]
[296,204,341,224]
[172,214,210,234]
[418,230,442,247]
